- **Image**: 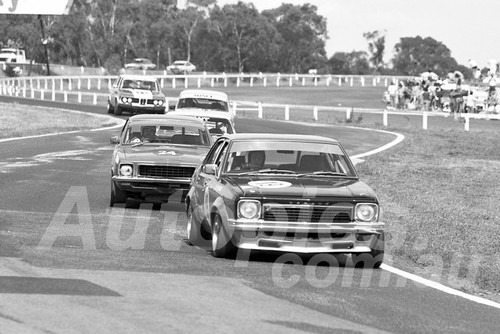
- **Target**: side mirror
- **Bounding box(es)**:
[203,164,217,175]
[110,136,120,144]
[169,105,176,111]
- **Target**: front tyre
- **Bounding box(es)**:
[110,178,127,207]
[186,204,201,246]
[114,103,122,116]
[107,101,114,114]
[211,214,236,258]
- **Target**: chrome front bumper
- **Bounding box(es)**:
[228,219,384,253]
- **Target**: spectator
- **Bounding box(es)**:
[387,80,398,109]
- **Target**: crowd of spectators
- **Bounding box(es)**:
[383,70,499,115]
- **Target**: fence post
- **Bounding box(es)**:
[464,114,470,131]
[314,77,318,86]
[263,77,267,87]
[64,91,68,103]
[422,111,428,130]
[257,102,263,118]
[52,89,56,101]
[250,76,254,87]
[184,77,188,88]
[223,73,228,87]
[276,73,280,87]
[197,77,201,88]
[97,78,101,90]
[87,78,91,90]
[93,93,97,105]
[211,77,214,87]
[313,106,318,121]
[232,101,237,116]
[172,78,176,89]
[383,109,388,126]
[41,89,45,100]
[78,92,82,103]
[60,78,63,90]
[77,78,81,90]
[285,105,290,120]
[350,77,354,86]
[289,76,293,87]
[237,76,241,87]
[346,107,352,121]
[338,77,342,86]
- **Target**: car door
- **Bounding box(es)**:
[203,140,230,218]
[191,139,227,218]
[199,139,229,220]
[110,76,122,108]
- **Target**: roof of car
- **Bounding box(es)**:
[128,114,207,126]
[178,89,228,101]
[220,133,339,144]
[119,74,159,81]
[170,109,233,119]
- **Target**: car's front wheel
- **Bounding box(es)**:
[110,178,127,207]
[211,214,236,258]
[107,101,114,114]
[186,204,201,246]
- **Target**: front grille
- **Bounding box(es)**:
[138,165,195,178]
[131,98,154,105]
[263,203,353,223]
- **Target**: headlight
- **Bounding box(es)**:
[121,97,132,103]
[119,164,133,177]
[237,200,261,219]
[355,203,378,222]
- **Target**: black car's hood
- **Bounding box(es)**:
[121,145,209,165]
[225,175,377,200]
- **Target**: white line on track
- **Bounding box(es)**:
[2,112,498,309]
[381,264,500,309]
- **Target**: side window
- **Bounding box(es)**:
[214,142,229,168]
[204,139,226,165]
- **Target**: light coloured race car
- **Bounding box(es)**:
[107,74,166,116]
[171,89,234,120]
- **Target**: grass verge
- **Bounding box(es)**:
[0,102,118,139]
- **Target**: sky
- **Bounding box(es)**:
[213,0,499,69]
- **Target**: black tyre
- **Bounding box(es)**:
[186,205,201,246]
[107,101,114,114]
[114,103,122,116]
[352,250,384,269]
[110,178,127,207]
[211,214,236,258]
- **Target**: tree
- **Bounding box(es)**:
[363,30,385,72]
[263,3,327,73]
[327,51,370,75]
[209,2,279,72]
[391,36,458,76]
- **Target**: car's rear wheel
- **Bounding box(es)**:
[211,214,236,258]
[110,178,127,207]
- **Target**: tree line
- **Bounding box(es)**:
[0,0,471,78]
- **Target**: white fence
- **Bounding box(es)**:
[0,75,499,132]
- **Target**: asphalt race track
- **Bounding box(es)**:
[0,96,499,333]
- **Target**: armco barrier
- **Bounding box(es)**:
[0,75,499,131]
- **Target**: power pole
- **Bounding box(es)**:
[38,15,50,76]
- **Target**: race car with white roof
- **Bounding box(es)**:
[107,74,166,116]
[172,89,234,120]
